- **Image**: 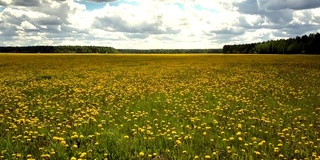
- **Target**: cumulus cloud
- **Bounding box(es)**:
[257,0,320,11]
[13,0,40,6]
[21,20,37,30]
[0,0,319,48]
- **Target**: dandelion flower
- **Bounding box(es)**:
[139,152,144,157]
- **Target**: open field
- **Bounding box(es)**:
[0,54,320,160]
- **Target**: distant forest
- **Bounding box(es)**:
[0,32,319,54]
[223,32,320,54]
[117,49,223,54]
[0,46,119,53]
[0,46,222,54]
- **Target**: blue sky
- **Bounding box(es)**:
[0,0,320,49]
[79,1,106,10]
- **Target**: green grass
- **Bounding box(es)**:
[0,54,319,160]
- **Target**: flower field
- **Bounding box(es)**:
[0,54,319,160]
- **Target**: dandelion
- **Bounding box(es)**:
[70,157,77,160]
[40,154,50,158]
[72,144,78,149]
[205,155,211,159]
[139,152,144,157]
[80,152,87,158]
[61,140,67,146]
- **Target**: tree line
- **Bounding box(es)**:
[0,46,119,53]
[0,46,223,54]
[118,49,223,54]
[223,32,320,54]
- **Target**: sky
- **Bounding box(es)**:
[0,0,320,49]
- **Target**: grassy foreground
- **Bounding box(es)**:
[0,54,319,160]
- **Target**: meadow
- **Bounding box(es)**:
[0,54,319,160]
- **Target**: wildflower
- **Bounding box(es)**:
[61,140,67,146]
[124,135,129,139]
[254,151,260,155]
[80,152,87,158]
[139,152,144,157]
[70,157,77,160]
[205,155,211,159]
[40,154,50,158]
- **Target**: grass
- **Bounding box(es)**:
[0,54,319,160]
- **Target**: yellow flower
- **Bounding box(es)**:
[194,155,200,159]
[139,152,144,157]
[182,150,187,154]
[40,154,50,158]
[61,140,67,145]
[70,157,77,160]
[71,135,78,139]
[80,152,87,158]
[254,151,260,155]
[124,135,129,139]
[274,147,279,153]
[205,155,211,159]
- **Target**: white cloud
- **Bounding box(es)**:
[21,20,37,30]
[0,0,319,48]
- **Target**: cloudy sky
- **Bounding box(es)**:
[0,0,320,49]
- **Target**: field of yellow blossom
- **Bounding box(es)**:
[0,54,319,160]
